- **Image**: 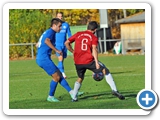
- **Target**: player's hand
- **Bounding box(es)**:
[56,50,63,55]
[95,62,100,69]
[35,43,39,48]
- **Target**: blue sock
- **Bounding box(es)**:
[57,61,64,73]
[59,77,72,92]
[49,80,58,96]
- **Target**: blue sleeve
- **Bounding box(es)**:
[67,24,72,38]
[46,30,54,40]
[44,29,56,45]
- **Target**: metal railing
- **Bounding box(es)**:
[9,38,145,60]
[98,38,121,53]
[9,43,37,59]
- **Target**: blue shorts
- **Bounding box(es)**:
[36,59,58,76]
[55,46,67,58]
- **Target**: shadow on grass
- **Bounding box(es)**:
[9,90,139,109]
[79,90,138,100]
[67,70,135,79]
[111,70,134,75]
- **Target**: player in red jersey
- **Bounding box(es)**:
[65,21,125,101]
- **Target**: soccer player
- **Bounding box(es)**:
[36,18,73,102]
[55,12,72,79]
[65,21,125,101]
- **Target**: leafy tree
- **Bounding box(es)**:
[52,9,100,25]
[9,9,144,58]
[9,9,52,58]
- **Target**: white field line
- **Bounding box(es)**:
[10,66,144,76]
[10,73,144,82]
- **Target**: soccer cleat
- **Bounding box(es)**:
[78,91,84,96]
[112,90,125,100]
[71,99,78,102]
[47,96,60,102]
[70,94,77,99]
[70,91,84,99]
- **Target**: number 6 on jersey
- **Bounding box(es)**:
[81,38,88,51]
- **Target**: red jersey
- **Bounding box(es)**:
[68,30,98,64]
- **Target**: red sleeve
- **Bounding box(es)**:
[68,33,78,43]
[92,36,98,46]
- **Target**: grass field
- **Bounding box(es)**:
[9,55,145,109]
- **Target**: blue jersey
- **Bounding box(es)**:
[36,28,56,60]
[55,22,71,46]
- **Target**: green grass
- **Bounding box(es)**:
[9,55,145,109]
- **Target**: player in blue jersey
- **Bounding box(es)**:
[36,18,74,102]
[55,12,72,79]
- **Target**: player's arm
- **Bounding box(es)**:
[92,41,100,69]
[65,40,74,53]
[67,24,72,38]
[65,33,77,53]
[45,38,62,55]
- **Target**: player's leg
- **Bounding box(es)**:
[58,56,66,78]
[36,59,59,102]
[56,46,67,78]
[37,59,72,102]
[97,62,118,91]
[49,71,74,102]
[56,69,72,93]
[61,46,68,78]
[88,61,125,100]
[71,64,86,101]
[47,72,60,102]
[49,58,84,99]
[98,61,125,100]
[50,68,84,102]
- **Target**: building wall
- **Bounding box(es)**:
[120,22,145,49]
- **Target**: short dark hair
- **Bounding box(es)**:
[56,12,63,16]
[50,18,62,27]
[87,21,99,31]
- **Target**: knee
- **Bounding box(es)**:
[102,68,110,75]
[58,55,63,61]
[53,75,60,82]
[77,78,83,83]
[52,72,61,82]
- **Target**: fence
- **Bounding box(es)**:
[9,38,145,59]
[98,38,121,53]
[9,25,87,59]
[9,43,37,59]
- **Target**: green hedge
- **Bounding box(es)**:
[9,9,52,58]
[9,10,88,59]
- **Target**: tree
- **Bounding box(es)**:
[9,9,52,58]
[9,9,144,58]
[53,9,100,25]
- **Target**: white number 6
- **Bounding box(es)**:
[81,38,88,51]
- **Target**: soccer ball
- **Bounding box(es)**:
[92,72,104,81]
